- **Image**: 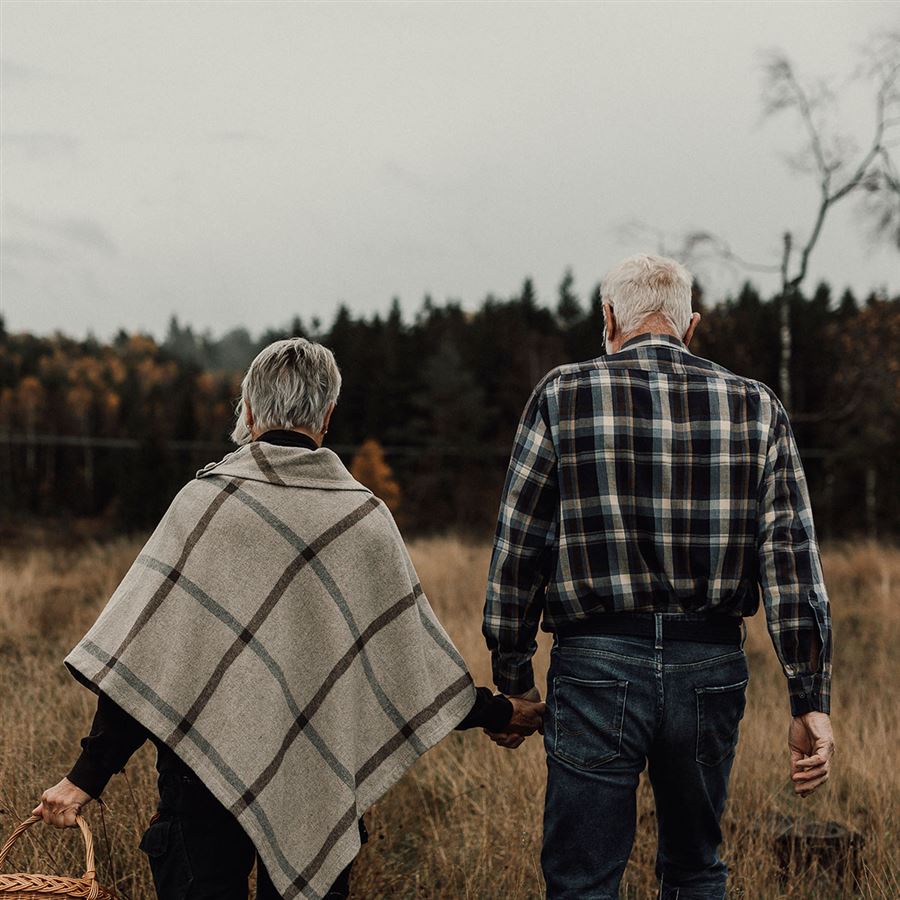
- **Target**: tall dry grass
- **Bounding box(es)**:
[0,535,897,898]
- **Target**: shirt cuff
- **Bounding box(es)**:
[66,752,115,799]
[492,654,536,697]
[454,687,513,731]
[788,673,830,717]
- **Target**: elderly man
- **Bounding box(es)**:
[483,254,835,899]
[35,337,544,900]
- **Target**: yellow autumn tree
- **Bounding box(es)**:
[350,438,401,513]
[17,376,45,475]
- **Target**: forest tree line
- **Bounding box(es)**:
[2,272,898,538]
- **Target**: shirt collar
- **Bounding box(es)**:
[619,332,687,352]
[256,429,320,451]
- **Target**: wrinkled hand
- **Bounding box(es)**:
[32,777,93,828]
[789,711,835,796]
[485,688,545,750]
[508,696,546,734]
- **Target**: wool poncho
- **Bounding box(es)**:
[64,441,476,899]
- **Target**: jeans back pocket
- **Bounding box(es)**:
[551,675,628,770]
[695,678,748,767]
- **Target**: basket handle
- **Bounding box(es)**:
[0,814,100,899]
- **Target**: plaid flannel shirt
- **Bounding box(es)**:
[483,332,832,717]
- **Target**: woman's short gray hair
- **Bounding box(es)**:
[230,338,341,445]
[602,254,693,337]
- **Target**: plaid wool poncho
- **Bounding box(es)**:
[63,441,476,899]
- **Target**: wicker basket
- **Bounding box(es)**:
[0,815,116,900]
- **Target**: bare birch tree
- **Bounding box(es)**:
[759,35,900,410]
[625,35,900,412]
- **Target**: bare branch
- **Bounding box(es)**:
[828,72,891,204]
[623,35,900,308]
[789,188,830,290]
[780,38,900,286]
[615,219,671,256]
[880,149,900,193]
[760,49,834,181]
[860,148,900,248]
[682,231,782,274]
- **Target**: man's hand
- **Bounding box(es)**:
[789,711,835,796]
[485,688,545,750]
[32,777,93,828]
[508,696,547,734]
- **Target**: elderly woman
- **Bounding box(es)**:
[34,338,543,900]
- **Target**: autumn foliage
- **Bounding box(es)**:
[1,281,898,535]
[350,438,401,512]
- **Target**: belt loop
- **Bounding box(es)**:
[740,618,748,650]
[654,613,663,650]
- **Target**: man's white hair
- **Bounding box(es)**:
[230,338,341,445]
[602,254,693,337]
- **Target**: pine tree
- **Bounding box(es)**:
[556,268,583,329]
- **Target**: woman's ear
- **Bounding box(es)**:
[322,402,336,435]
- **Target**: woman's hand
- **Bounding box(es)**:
[32,777,93,828]
[506,696,546,735]
[484,689,546,750]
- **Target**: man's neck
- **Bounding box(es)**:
[610,316,683,354]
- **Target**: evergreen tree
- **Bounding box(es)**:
[556,268,583,329]
[2,276,898,536]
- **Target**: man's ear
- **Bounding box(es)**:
[683,312,701,346]
[603,303,617,343]
[245,401,254,430]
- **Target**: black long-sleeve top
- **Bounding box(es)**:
[68,686,513,798]
[67,428,513,798]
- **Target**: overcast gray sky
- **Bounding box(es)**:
[2,0,898,339]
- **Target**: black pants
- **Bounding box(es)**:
[138,769,366,899]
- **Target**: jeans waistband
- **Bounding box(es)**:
[553,612,743,645]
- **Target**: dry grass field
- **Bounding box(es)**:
[1,534,897,899]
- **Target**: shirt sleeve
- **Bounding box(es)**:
[66,690,149,798]
[453,686,514,731]
[483,379,559,695]
[757,396,833,717]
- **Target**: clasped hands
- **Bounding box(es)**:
[485,687,546,750]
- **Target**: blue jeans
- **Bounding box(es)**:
[541,614,749,900]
